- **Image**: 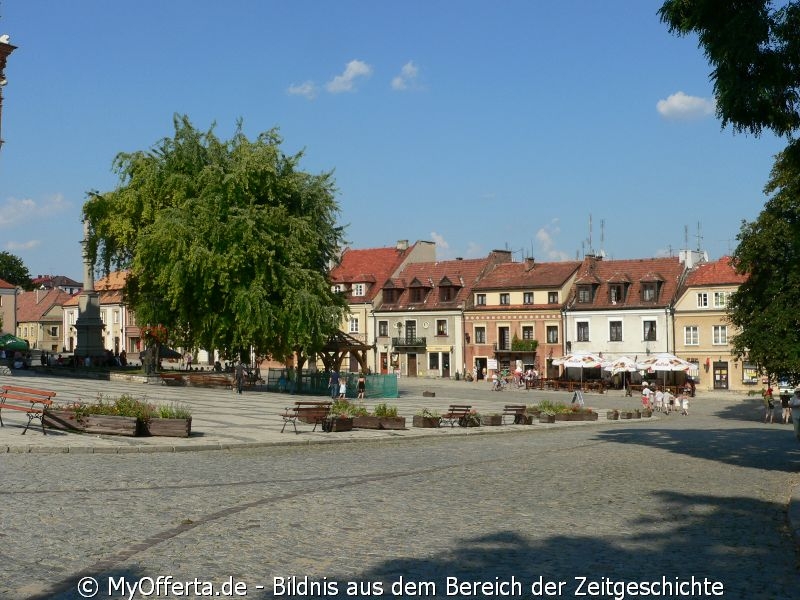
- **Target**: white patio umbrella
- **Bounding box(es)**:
[603,355,638,389]
[635,353,691,388]
[553,351,605,385]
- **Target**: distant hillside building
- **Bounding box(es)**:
[31,274,83,295]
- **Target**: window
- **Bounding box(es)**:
[498,327,510,350]
[546,326,558,344]
[352,283,365,297]
[609,285,624,304]
[113,310,120,324]
[548,291,558,304]
[49,325,58,337]
[383,289,398,303]
[577,322,589,342]
[577,286,593,303]
[684,326,699,345]
[23,326,28,337]
[475,326,486,344]
[476,294,486,305]
[332,284,342,293]
[429,353,439,370]
[499,293,510,305]
[713,291,728,308]
[643,320,657,341]
[522,326,534,340]
[609,320,622,342]
[713,325,728,345]
[410,288,426,303]
[523,292,533,304]
[436,319,447,336]
[349,317,359,333]
[68,312,75,325]
[697,292,708,308]
[440,286,454,301]
[378,321,388,337]
[642,284,657,302]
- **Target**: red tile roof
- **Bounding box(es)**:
[330,245,416,302]
[16,289,74,322]
[568,256,686,310]
[475,259,582,290]
[683,256,747,287]
[62,271,128,306]
[0,277,14,290]
[379,257,491,311]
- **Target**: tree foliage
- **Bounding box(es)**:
[659,0,800,137]
[83,115,348,361]
[0,251,33,290]
[727,144,800,380]
[661,1,800,381]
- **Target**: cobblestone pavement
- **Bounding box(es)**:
[1,372,799,599]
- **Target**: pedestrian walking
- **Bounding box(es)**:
[329,370,340,399]
[763,387,775,423]
[357,372,366,399]
[338,377,347,399]
[641,382,652,409]
[235,361,245,394]
[781,390,792,424]
[790,389,800,441]
[680,393,689,416]
[654,387,664,412]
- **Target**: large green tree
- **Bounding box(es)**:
[0,251,33,289]
[83,115,348,362]
[660,0,800,380]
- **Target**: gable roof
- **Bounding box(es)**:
[378,257,490,311]
[683,256,747,287]
[330,244,418,302]
[31,274,82,289]
[567,256,686,310]
[473,259,582,291]
[0,277,15,290]
[62,271,128,307]
[16,289,74,322]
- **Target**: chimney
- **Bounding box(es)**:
[396,240,409,251]
[525,257,535,271]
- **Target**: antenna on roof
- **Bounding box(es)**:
[695,222,703,252]
[683,225,689,251]
[599,218,606,257]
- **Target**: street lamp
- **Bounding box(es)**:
[0,33,17,151]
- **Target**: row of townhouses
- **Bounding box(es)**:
[0,239,753,393]
[332,240,751,393]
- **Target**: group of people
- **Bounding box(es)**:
[328,370,366,400]
[761,386,794,424]
[641,382,689,415]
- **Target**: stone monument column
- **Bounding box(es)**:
[74,220,105,362]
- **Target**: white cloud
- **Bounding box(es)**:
[535,220,571,261]
[5,239,40,251]
[656,91,715,120]
[326,60,372,93]
[430,231,449,250]
[0,193,69,227]
[287,81,318,100]
[391,61,419,91]
[464,242,483,259]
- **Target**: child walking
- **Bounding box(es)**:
[680,393,690,416]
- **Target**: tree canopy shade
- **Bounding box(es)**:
[83,115,348,361]
[659,0,800,138]
[0,251,32,290]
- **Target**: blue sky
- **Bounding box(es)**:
[0,1,786,281]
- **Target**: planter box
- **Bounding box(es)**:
[539,414,556,423]
[481,415,503,426]
[353,415,407,430]
[322,417,353,432]
[412,415,440,428]
[606,410,620,420]
[619,411,634,419]
[44,410,139,436]
[633,410,642,419]
[145,417,192,437]
[641,409,653,418]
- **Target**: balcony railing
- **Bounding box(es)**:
[392,336,427,348]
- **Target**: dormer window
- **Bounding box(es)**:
[609,284,624,304]
[332,284,342,293]
[642,283,658,302]
[440,286,454,302]
[577,285,593,303]
[352,283,366,297]
[410,287,427,303]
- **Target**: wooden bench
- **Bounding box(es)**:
[440,404,472,428]
[281,401,332,434]
[186,374,232,389]
[0,385,57,435]
[159,373,186,386]
[502,404,528,424]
